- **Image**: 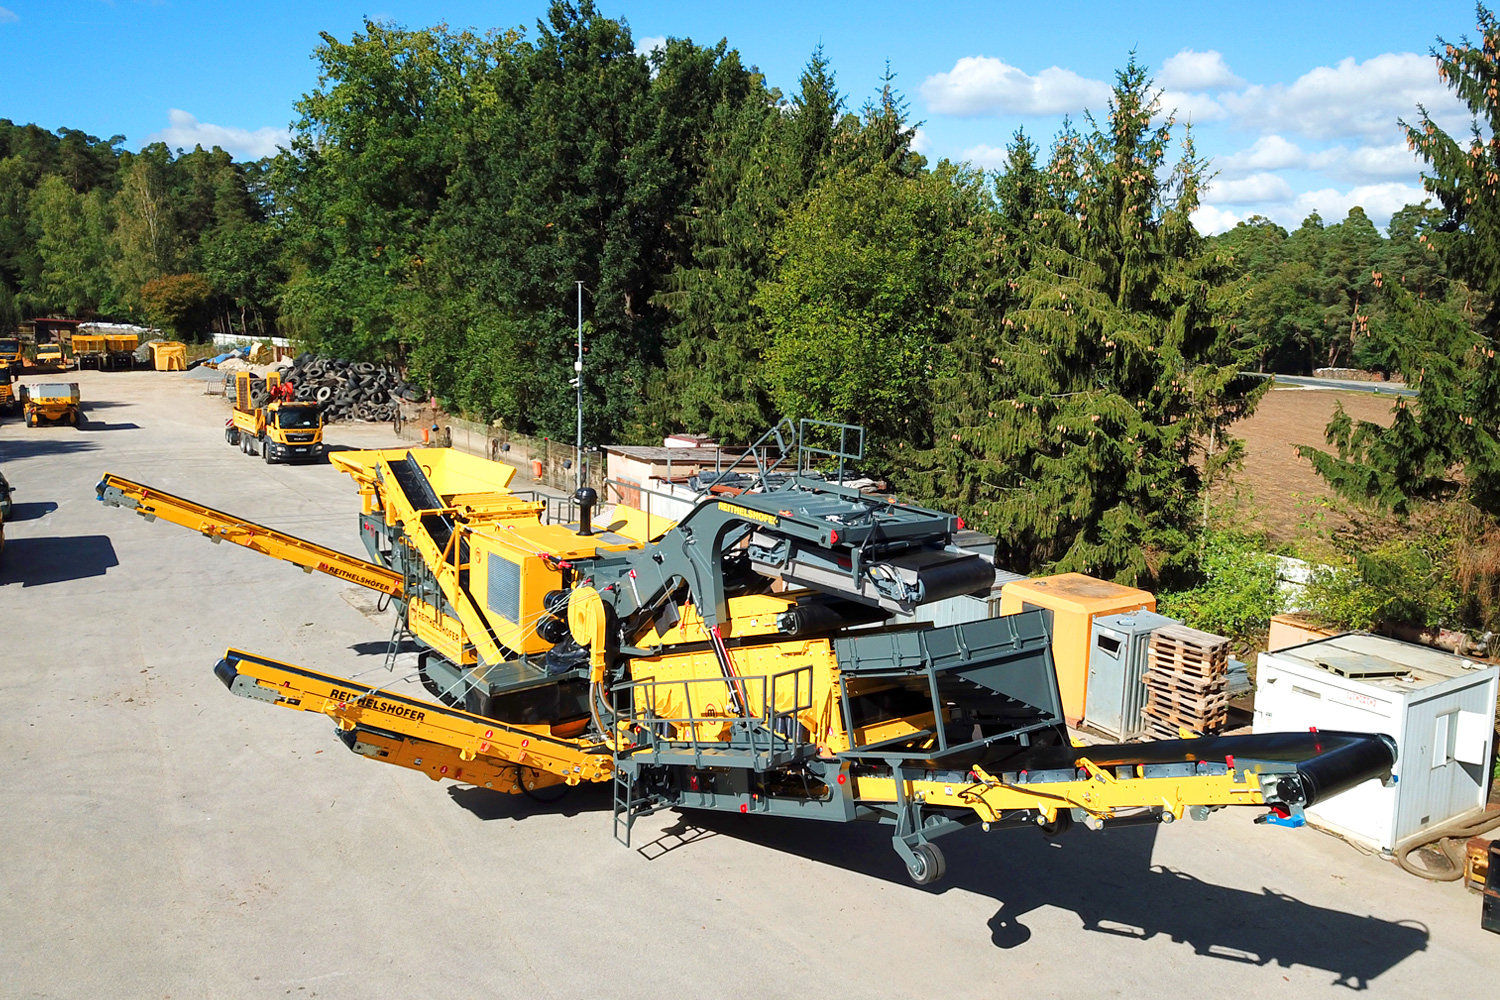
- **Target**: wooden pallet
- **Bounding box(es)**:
[1142,705,1228,735]
[1142,668,1225,695]
[1144,684,1230,711]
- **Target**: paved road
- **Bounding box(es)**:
[0,372,1493,999]
[1252,373,1419,397]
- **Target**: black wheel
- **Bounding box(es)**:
[907,842,946,885]
[262,438,273,464]
[1037,810,1073,838]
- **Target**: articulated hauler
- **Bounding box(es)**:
[23,382,80,427]
[97,420,1397,884]
[225,370,323,464]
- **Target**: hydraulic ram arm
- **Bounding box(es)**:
[96,473,404,596]
[946,730,1398,827]
[213,649,613,792]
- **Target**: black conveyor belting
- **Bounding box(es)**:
[391,451,470,569]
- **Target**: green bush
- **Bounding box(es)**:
[1301,537,1461,632]
[1158,530,1285,642]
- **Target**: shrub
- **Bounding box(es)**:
[1158,530,1285,642]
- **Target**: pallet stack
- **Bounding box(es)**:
[1141,624,1231,739]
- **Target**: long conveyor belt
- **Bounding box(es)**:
[96,473,405,596]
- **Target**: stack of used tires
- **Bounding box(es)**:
[223,354,426,423]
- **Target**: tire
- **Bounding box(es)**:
[315,386,333,403]
[262,438,273,464]
[355,361,376,375]
[1037,810,1073,838]
[906,843,946,885]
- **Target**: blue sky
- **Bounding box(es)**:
[0,0,1482,232]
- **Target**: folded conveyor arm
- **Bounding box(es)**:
[213,648,613,792]
[96,473,404,596]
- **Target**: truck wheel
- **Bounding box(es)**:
[262,439,273,464]
[906,843,946,885]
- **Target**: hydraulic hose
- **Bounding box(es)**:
[1393,809,1500,881]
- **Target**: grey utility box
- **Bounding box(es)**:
[1255,633,1499,852]
[1084,610,1178,740]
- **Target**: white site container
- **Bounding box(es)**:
[1254,633,1498,852]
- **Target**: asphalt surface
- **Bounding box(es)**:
[1263,374,1419,397]
[0,371,1494,999]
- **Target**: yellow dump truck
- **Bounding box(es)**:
[0,336,21,373]
[0,368,15,415]
[22,381,81,427]
[103,334,138,370]
[226,370,323,463]
[71,334,106,370]
[34,342,67,370]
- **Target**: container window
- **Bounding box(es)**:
[1431,711,1454,769]
[1095,634,1122,657]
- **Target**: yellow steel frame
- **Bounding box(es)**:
[222,648,613,792]
[98,474,404,596]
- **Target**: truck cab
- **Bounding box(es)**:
[262,401,324,462]
[34,342,66,369]
[0,337,21,373]
[226,370,323,463]
[0,368,15,414]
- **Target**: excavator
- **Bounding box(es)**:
[97,419,1397,884]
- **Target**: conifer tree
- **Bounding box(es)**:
[905,59,1260,588]
[1300,6,1500,518]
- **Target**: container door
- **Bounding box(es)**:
[1393,675,1498,844]
[1084,621,1131,737]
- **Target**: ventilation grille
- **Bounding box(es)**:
[487,556,521,625]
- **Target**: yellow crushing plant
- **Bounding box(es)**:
[97,420,1397,883]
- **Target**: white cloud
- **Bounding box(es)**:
[1224,53,1464,140]
[1191,203,1244,235]
[1216,134,1308,174]
[920,56,1110,116]
[1290,182,1430,225]
[910,127,932,157]
[1159,49,1243,92]
[1309,142,1421,182]
[0,6,17,24]
[1157,89,1228,123]
[1204,172,1294,205]
[145,109,289,160]
[634,35,665,56]
[959,143,1010,169]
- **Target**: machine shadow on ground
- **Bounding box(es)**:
[5,501,58,521]
[433,782,1428,985]
[675,810,1429,990]
[0,534,119,587]
[78,421,141,432]
[0,439,98,461]
[347,638,422,657]
[448,782,611,822]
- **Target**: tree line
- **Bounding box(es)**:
[0,121,277,337]
[3,1,1497,615]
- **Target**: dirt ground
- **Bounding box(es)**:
[1217,388,1398,548]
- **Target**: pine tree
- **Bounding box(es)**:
[1299,6,1500,518]
[905,59,1260,588]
